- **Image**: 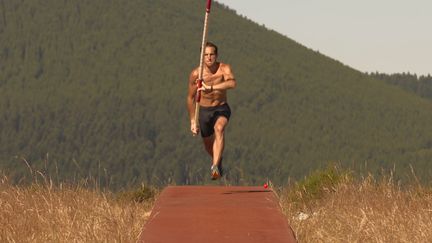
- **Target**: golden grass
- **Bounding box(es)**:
[280,175,432,242]
[0,176,154,242]
[2,169,432,242]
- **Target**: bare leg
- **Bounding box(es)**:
[212,116,228,167]
[203,135,214,157]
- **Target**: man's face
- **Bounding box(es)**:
[204,46,217,67]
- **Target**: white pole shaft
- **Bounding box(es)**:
[194,1,212,131]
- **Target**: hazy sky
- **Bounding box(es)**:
[215,0,431,76]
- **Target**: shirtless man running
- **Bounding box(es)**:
[187,42,236,180]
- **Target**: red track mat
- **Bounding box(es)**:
[139,186,297,243]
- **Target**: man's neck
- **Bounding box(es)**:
[206,62,220,74]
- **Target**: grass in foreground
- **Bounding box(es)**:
[0,176,156,242]
[279,166,432,242]
[2,167,432,242]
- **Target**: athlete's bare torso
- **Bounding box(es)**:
[191,62,234,107]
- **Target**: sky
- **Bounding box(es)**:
[215,0,431,76]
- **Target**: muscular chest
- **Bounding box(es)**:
[203,71,224,85]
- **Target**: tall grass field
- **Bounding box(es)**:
[1,167,431,242]
[0,175,155,242]
[279,166,432,242]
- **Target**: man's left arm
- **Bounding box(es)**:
[201,64,236,91]
[220,63,236,90]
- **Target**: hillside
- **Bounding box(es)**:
[1,0,432,188]
[368,72,432,100]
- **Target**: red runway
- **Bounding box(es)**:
[140,186,297,243]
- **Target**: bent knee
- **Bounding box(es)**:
[214,123,226,134]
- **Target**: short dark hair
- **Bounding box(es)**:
[205,42,218,55]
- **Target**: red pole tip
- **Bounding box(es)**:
[206,0,212,13]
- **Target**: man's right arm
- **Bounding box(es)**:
[187,69,199,135]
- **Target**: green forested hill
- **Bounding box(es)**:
[368,72,432,100]
[1,0,432,188]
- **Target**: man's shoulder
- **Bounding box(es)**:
[219,62,232,71]
[190,67,199,76]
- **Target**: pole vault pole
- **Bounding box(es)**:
[194,0,212,134]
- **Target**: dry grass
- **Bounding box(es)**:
[280,173,432,242]
[0,176,154,242]
[3,167,432,243]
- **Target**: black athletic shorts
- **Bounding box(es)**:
[199,103,231,138]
